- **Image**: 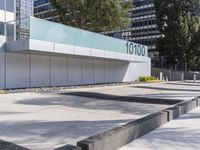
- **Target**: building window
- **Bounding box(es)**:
[6,0,14,12]
[0,22,4,35]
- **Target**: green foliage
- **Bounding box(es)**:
[0,90,4,94]
[139,76,157,82]
[50,0,133,32]
[154,0,200,71]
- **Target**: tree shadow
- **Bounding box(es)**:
[15,94,169,116]
[61,92,182,105]
[0,119,132,150]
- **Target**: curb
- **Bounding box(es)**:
[74,97,200,150]
[77,111,168,150]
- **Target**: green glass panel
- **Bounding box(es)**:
[30,17,148,57]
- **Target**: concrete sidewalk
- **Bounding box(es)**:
[0,81,200,150]
[0,92,168,150]
[119,106,200,150]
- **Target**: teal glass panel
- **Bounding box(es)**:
[30,17,148,57]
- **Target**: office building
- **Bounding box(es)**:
[0,0,150,89]
[15,0,34,39]
[106,0,161,66]
[34,0,57,21]
[16,0,34,19]
[0,0,34,40]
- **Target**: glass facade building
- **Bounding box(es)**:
[0,0,34,38]
[0,0,15,36]
[15,0,34,39]
[34,0,58,22]
[0,0,14,12]
[106,0,161,66]
[16,0,34,19]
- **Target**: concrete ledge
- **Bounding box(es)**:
[77,111,168,150]
[162,106,180,121]
[195,97,200,106]
[0,140,30,150]
[76,97,200,150]
[175,99,197,115]
[54,145,77,150]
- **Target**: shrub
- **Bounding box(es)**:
[139,76,157,82]
[0,90,4,95]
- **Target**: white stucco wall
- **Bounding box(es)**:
[0,38,151,89]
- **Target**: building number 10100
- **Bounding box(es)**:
[126,42,146,56]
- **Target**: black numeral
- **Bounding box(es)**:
[126,42,146,56]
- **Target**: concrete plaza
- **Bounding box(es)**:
[0,81,200,149]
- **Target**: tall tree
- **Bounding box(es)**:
[50,0,132,32]
[154,0,200,71]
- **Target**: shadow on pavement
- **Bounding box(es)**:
[0,119,132,149]
[134,86,200,92]
[61,92,182,105]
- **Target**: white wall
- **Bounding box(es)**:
[115,61,128,82]
[123,61,151,82]
[30,55,50,87]
[0,52,151,89]
[0,52,5,89]
[68,56,82,85]
[51,56,68,86]
[94,59,105,84]
[6,52,29,89]
[82,58,94,84]
[105,60,115,83]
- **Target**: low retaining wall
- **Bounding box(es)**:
[77,112,168,150]
[163,98,198,121]
[74,98,200,150]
